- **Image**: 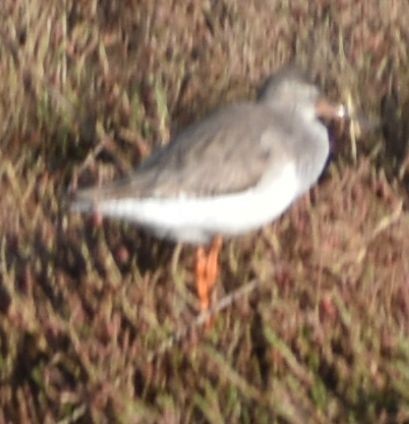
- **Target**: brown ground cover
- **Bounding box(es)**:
[0,0,409,422]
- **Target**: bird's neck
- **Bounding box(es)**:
[294,117,330,194]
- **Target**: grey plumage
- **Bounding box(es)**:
[72,67,328,208]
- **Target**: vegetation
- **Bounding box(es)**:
[0,1,409,422]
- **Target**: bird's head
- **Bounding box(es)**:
[258,66,346,122]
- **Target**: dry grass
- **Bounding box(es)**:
[1,0,409,422]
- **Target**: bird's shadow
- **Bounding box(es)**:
[115,227,176,276]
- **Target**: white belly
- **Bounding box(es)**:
[90,163,300,244]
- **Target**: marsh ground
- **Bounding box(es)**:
[1,1,409,422]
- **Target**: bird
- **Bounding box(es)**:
[71,66,346,313]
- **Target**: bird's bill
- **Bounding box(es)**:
[315,97,347,120]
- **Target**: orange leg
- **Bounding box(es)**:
[196,246,209,311]
[195,236,223,312]
[206,236,223,293]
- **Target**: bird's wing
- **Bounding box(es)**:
[72,103,295,204]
